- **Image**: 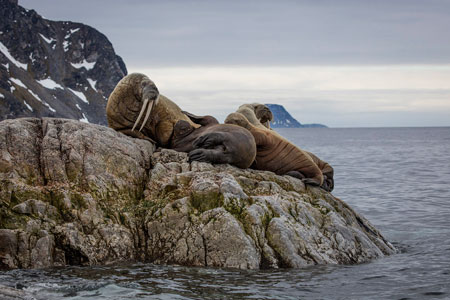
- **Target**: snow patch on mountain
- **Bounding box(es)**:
[0,41,28,70]
[68,88,88,103]
[37,78,64,90]
[70,59,96,70]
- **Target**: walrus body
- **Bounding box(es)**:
[106,73,198,146]
[231,104,335,191]
[225,112,324,187]
[171,116,257,169]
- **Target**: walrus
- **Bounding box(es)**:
[171,114,257,169]
[106,73,199,146]
[233,104,335,191]
[107,73,256,169]
[225,112,324,187]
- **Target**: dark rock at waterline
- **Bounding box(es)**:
[0,118,395,270]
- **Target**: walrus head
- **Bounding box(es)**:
[237,103,273,129]
[224,112,253,130]
[253,104,273,128]
[131,77,160,132]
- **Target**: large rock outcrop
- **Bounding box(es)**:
[0,0,127,124]
[0,118,395,270]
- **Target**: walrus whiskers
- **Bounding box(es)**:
[139,94,160,132]
[132,98,149,132]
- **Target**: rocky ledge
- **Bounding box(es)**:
[0,118,395,270]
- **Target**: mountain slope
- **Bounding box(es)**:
[0,0,127,125]
[265,104,327,128]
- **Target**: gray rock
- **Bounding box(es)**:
[0,117,395,270]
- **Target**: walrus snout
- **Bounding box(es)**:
[141,83,159,102]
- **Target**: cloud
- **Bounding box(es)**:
[20,0,450,66]
[132,65,450,127]
[18,0,450,127]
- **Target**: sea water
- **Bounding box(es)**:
[1,127,450,299]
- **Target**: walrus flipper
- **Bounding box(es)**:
[285,170,306,180]
[322,176,334,192]
[304,151,335,192]
[288,171,333,191]
[192,132,225,149]
[188,148,229,164]
[301,177,322,187]
[189,130,228,163]
[189,131,245,166]
[286,171,322,187]
[182,111,219,126]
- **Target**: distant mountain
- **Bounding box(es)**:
[265,104,327,128]
[0,0,127,125]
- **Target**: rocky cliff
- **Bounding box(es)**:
[0,118,395,270]
[0,0,127,125]
[266,104,327,128]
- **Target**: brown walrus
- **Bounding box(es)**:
[171,113,257,169]
[106,73,199,146]
[233,103,335,191]
[107,73,256,169]
[225,112,324,187]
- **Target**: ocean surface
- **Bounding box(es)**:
[1,127,450,300]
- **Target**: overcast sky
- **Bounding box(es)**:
[20,0,450,127]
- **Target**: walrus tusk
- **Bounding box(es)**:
[139,94,160,132]
[132,98,149,132]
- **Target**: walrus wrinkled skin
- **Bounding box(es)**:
[106,73,198,146]
[171,114,257,169]
[225,112,324,187]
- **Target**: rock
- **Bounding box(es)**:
[0,117,395,270]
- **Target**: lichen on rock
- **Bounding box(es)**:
[0,118,395,270]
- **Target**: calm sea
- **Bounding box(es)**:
[1,127,450,300]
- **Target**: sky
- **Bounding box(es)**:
[20,0,450,127]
